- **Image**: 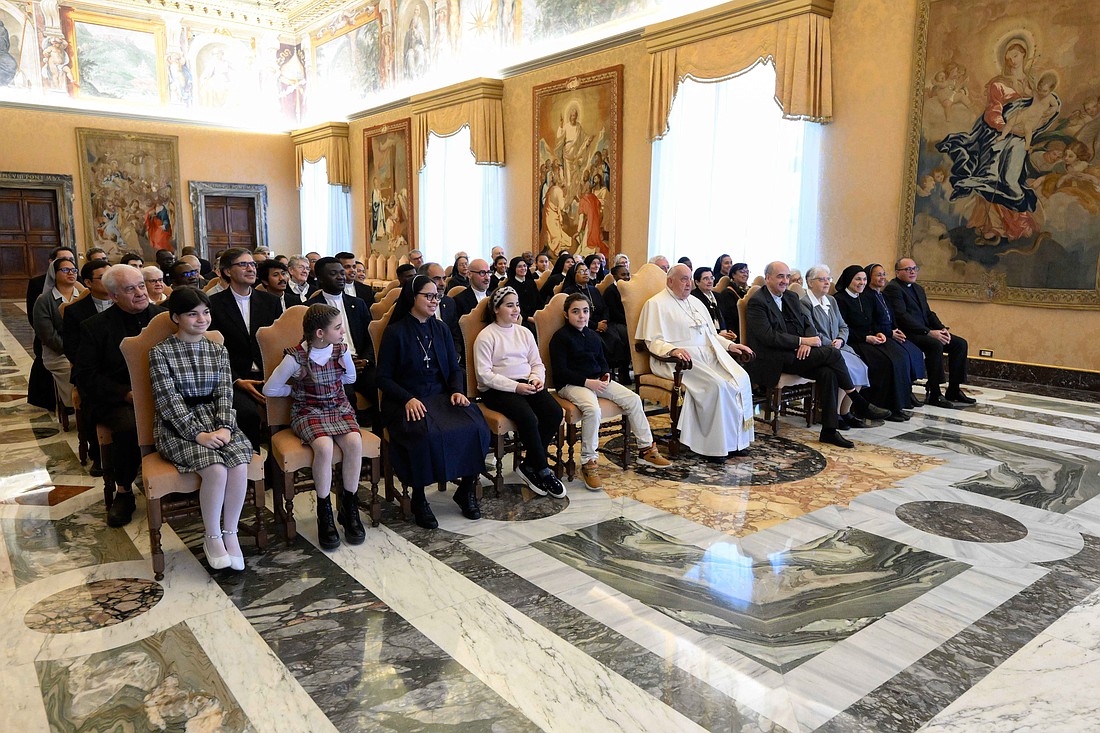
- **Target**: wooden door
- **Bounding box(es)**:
[203,196,257,261]
[0,188,62,298]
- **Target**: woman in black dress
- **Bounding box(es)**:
[539,252,575,305]
[376,275,491,528]
[488,255,509,292]
[504,256,541,332]
[445,255,470,291]
[712,254,734,282]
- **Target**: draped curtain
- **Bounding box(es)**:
[291,123,351,188]
[410,78,506,172]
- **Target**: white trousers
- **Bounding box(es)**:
[558,381,653,464]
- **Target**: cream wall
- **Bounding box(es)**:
[0,107,301,255]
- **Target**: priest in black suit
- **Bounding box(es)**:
[62,260,113,475]
[336,251,377,306]
[884,258,973,408]
[745,261,890,449]
[74,264,165,527]
[208,248,283,450]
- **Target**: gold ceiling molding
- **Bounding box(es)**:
[409,78,505,172]
[291,121,350,187]
[643,0,834,53]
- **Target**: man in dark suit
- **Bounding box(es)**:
[256,259,302,310]
[419,262,464,363]
[208,247,283,450]
[453,258,492,317]
[884,258,974,408]
[336,251,377,307]
[62,260,112,476]
[74,265,165,527]
[307,257,376,427]
[745,261,890,449]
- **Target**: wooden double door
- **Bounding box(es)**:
[0,188,62,298]
[203,196,256,261]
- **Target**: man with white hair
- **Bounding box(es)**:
[74,265,165,527]
[407,249,424,268]
[636,264,756,459]
[648,255,670,272]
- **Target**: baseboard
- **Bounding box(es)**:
[967,357,1100,396]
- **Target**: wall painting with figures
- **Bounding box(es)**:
[533,65,622,260]
[364,118,414,255]
[76,128,182,260]
[902,0,1100,308]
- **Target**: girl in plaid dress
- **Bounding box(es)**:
[150,287,253,572]
[264,304,364,549]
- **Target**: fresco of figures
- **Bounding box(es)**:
[904,0,1100,307]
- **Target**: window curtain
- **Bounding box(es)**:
[292,122,351,188]
[410,78,506,172]
[418,126,504,265]
[299,158,351,257]
[647,63,821,276]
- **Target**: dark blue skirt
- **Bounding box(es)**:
[386,393,490,487]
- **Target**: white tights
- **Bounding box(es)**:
[198,463,248,557]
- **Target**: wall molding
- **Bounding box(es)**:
[188,181,269,260]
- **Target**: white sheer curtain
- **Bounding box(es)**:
[418,126,505,266]
[299,157,351,257]
[648,61,822,276]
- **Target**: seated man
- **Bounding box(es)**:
[169,260,202,289]
[181,245,213,278]
[208,247,283,450]
[63,259,112,476]
[407,249,424,268]
[396,263,417,287]
[745,261,890,449]
[256,259,301,310]
[453,258,492,317]
[636,264,756,459]
[336,251,376,306]
[884,258,974,408]
[74,265,165,526]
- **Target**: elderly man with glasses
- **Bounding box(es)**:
[884,257,974,408]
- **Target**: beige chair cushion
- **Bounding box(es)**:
[270,427,381,473]
[143,452,264,501]
[478,404,517,435]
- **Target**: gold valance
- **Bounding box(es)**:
[644,0,834,141]
[410,78,505,172]
[290,122,351,188]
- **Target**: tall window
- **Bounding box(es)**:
[648,61,822,276]
[299,157,351,257]
[418,126,504,266]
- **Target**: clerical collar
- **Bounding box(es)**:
[845,289,860,298]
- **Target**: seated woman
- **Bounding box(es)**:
[32,257,83,410]
[799,265,883,427]
[691,266,737,341]
[716,261,750,332]
[474,287,566,498]
[143,265,168,305]
[539,252,574,305]
[446,255,470,291]
[865,263,926,404]
[503,256,540,332]
[488,255,509,292]
[584,253,608,283]
[377,276,490,528]
[150,287,253,571]
[834,265,914,420]
[712,253,734,282]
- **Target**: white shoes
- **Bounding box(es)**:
[203,534,231,570]
[222,529,245,571]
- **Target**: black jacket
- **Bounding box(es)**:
[883,279,945,336]
[62,295,104,363]
[74,304,164,411]
[549,325,609,388]
[209,288,284,381]
[744,286,818,389]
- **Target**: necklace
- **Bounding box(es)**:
[673,294,707,331]
[414,322,434,368]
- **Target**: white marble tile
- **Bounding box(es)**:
[187,608,339,733]
[0,319,33,372]
[918,633,1100,733]
[1037,586,1100,655]
[921,406,1100,445]
[0,663,51,731]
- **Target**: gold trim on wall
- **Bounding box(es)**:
[65,10,169,105]
[291,121,351,187]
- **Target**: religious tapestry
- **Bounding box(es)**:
[363,118,415,254]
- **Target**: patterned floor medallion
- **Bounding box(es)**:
[25,578,164,633]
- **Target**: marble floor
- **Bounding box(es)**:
[3,298,1100,733]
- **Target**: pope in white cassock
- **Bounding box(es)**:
[636,264,755,457]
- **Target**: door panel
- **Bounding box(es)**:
[203,195,256,260]
[0,188,62,298]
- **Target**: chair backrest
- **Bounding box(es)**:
[204,278,222,293]
[788,282,804,297]
[458,297,492,397]
[617,263,668,378]
[366,252,378,279]
[59,287,90,318]
[256,304,309,428]
[714,275,730,294]
[398,254,409,266]
[120,312,224,449]
[595,273,614,294]
[738,284,762,347]
[532,293,568,389]
[752,275,764,287]
[384,255,398,280]
[370,287,400,319]
[553,280,565,295]
[161,284,174,298]
[367,304,394,364]
[447,285,466,299]
[380,279,400,296]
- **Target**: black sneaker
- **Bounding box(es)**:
[107,490,136,527]
[539,469,567,499]
[518,463,547,496]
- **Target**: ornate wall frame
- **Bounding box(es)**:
[0,172,76,252]
[188,181,269,259]
[363,117,415,255]
[897,0,1100,310]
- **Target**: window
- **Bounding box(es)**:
[418,126,504,266]
[647,61,822,277]
[299,157,351,257]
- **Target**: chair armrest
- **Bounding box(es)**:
[732,350,756,364]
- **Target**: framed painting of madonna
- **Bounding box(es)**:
[899,0,1100,308]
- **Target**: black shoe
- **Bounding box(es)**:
[518,463,548,496]
[945,388,977,405]
[885,412,907,423]
[316,494,341,550]
[926,394,959,409]
[453,478,481,520]
[910,392,925,407]
[836,414,852,431]
[728,448,750,458]
[854,400,891,420]
[106,490,135,527]
[539,469,567,499]
[411,492,438,529]
[819,429,854,449]
[337,490,366,545]
[89,462,104,477]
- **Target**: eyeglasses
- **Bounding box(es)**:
[57,268,78,275]
[177,269,198,277]
[812,277,832,282]
[230,261,257,269]
[417,293,442,302]
[897,266,920,273]
[145,278,164,284]
[468,269,491,276]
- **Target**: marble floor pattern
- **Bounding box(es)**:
[3,299,1100,732]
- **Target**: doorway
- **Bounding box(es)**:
[203,195,257,261]
[0,188,62,298]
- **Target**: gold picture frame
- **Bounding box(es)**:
[64,10,168,105]
[363,118,415,254]
[898,0,1100,309]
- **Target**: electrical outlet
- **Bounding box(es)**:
[979,349,994,358]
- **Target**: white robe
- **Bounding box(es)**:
[636,288,754,456]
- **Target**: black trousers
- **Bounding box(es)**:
[232,386,263,451]
[780,346,853,429]
[909,333,968,393]
[78,404,101,465]
[480,388,563,471]
[100,403,139,489]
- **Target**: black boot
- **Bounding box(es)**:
[411,487,438,529]
[337,490,366,545]
[453,477,481,520]
[850,391,891,420]
[107,489,136,527]
[316,494,341,550]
